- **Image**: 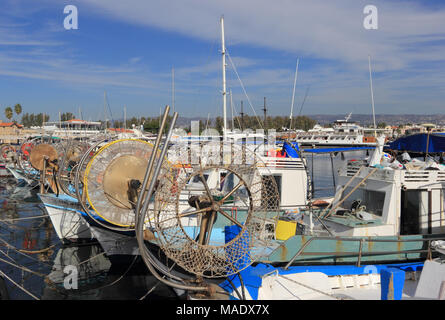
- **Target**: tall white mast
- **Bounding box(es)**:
[289,58,299,130]
[221,16,227,140]
[368,55,377,137]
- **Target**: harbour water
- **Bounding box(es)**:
[0,149,367,300]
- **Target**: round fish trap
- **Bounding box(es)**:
[83,139,168,227]
[57,139,99,198]
[151,143,280,278]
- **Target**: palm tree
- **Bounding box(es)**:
[4,107,13,121]
[14,104,22,122]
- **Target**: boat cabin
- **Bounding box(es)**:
[330,161,445,237]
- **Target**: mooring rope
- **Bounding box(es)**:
[0,213,51,223]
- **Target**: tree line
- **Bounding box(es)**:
[213,115,317,134]
[21,113,51,127]
[5,103,317,133]
[112,114,316,134]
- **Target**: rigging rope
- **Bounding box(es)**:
[226,49,264,130]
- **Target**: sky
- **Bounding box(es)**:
[0,0,445,123]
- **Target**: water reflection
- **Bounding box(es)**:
[42,245,180,300]
[0,179,182,300]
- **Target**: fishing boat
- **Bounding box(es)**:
[204,134,445,300]
[129,130,445,301]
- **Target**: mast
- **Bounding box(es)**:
[104,91,107,130]
[262,97,267,129]
[172,66,175,114]
[124,105,127,129]
[230,90,234,131]
[221,16,227,140]
[368,55,377,137]
[289,58,299,130]
[240,100,244,132]
[205,113,210,131]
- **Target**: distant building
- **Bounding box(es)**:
[106,128,134,134]
[42,119,102,138]
[0,121,23,144]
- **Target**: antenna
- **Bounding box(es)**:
[221,16,227,140]
[289,58,299,130]
[368,55,377,137]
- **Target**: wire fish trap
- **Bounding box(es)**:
[151,143,280,278]
[82,138,171,228]
[56,139,92,197]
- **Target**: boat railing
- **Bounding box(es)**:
[341,162,445,184]
[402,170,445,183]
[260,157,306,170]
[283,235,439,270]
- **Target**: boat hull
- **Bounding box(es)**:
[263,234,444,265]
[38,193,94,243]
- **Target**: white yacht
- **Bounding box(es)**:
[295,114,383,147]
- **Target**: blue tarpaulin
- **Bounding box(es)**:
[387,133,445,153]
[283,141,299,158]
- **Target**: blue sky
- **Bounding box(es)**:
[0,0,445,123]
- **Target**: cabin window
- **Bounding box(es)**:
[220,172,249,198]
[340,187,385,217]
[190,173,209,184]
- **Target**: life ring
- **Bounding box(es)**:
[1,145,15,159]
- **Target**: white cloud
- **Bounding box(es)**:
[2,0,445,118]
[73,0,445,70]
